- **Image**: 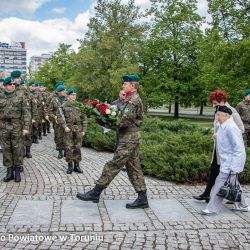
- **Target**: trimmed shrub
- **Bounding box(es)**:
[83,116,250,183]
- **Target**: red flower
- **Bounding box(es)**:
[82,99,89,104]
[125,91,132,99]
[95,104,101,110]
[99,104,109,114]
[92,100,100,107]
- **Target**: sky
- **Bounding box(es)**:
[0,0,210,63]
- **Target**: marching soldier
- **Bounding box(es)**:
[236,89,250,147]
[0,77,31,182]
[49,84,67,158]
[57,87,87,174]
[77,75,148,209]
[11,70,22,86]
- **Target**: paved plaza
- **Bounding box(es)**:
[0,133,249,249]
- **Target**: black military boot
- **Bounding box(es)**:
[58,149,64,159]
[47,128,51,133]
[3,167,14,182]
[20,166,24,172]
[126,191,149,209]
[39,132,42,140]
[25,146,32,158]
[14,166,21,182]
[76,185,104,203]
[67,162,74,174]
[74,162,83,173]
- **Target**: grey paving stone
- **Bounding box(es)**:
[187,199,244,221]
[105,200,150,223]
[8,200,53,225]
[61,200,101,224]
[149,199,195,221]
[0,193,5,199]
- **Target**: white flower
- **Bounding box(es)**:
[110,105,118,110]
[111,111,116,116]
[106,109,111,115]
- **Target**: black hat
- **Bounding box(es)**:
[215,105,232,115]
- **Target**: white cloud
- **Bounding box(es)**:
[52,7,66,14]
[0,11,91,63]
[0,0,51,16]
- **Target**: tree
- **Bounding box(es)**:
[74,0,145,101]
[33,44,76,90]
[139,0,203,117]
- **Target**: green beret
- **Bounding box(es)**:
[20,80,26,85]
[11,70,22,78]
[66,87,77,95]
[29,81,35,86]
[243,89,250,97]
[122,74,140,82]
[54,81,64,90]
[3,77,14,86]
[40,82,46,87]
[56,84,65,92]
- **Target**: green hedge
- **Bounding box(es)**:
[83,116,250,183]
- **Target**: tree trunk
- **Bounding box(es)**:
[199,101,204,115]
[174,96,179,118]
[168,103,171,114]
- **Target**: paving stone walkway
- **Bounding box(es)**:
[0,132,249,249]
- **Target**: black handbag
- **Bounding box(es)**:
[217,172,242,202]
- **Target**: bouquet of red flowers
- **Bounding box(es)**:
[92,100,121,129]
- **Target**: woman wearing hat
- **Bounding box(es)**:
[201,106,249,215]
[193,90,244,202]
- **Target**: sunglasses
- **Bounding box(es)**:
[8,83,15,86]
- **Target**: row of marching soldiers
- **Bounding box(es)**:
[0,70,86,183]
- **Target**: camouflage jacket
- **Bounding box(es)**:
[16,87,39,121]
[57,100,88,132]
[0,90,31,130]
[49,94,66,121]
[119,91,144,129]
[236,101,250,128]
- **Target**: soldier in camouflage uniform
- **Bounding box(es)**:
[0,77,31,182]
[56,87,87,174]
[29,83,41,144]
[77,75,148,209]
[236,89,250,147]
[49,84,67,158]
[17,80,39,158]
[40,83,51,135]
[48,82,65,150]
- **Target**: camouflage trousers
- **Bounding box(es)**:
[54,123,64,150]
[96,141,147,192]
[243,128,250,147]
[1,122,24,168]
[64,126,83,163]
